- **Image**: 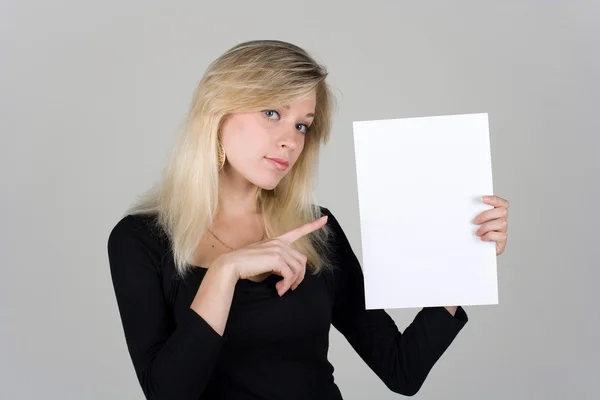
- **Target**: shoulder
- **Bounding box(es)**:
[315,206,348,241]
[313,206,365,299]
[108,212,165,243]
[107,212,171,267]
[313,205,355,265]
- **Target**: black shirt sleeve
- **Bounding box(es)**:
[107,215,224,400]
[325,209,468,396]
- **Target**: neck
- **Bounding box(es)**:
[217,165,261,217]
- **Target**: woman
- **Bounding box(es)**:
[107,40,509,400]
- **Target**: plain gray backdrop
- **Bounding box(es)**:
[1,1,598,399]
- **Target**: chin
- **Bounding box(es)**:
[247,173,285,191]
[253,179,281,191]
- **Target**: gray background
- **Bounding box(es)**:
[1,1,598,399]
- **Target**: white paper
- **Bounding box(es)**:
[352,113,498,310]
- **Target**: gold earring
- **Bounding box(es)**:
[217,140,226,169]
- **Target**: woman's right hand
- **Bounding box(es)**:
[212,215,328,296]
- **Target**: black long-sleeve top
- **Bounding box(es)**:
[107,207,468,400]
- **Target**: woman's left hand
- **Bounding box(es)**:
[474,195,509,256]
[446,195,510,316]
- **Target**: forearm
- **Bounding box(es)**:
[334,307,467,396]
[190,263,238,336]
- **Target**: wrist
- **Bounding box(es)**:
[444,306,458,316]
[211,256,239,284]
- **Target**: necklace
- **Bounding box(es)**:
[208,228,266,250]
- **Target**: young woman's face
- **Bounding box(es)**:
[220,91,316,190]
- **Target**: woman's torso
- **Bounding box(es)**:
[161,258,344,399]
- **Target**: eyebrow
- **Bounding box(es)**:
[282,105,315,118]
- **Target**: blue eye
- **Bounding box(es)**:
[263,110,280,120]
[296,124,309,134]
[263,109,310,134]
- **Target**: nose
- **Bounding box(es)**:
[276,124,300,150]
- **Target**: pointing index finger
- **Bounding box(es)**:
[277,215,328,244]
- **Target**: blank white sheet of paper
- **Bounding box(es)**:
[352,113,498,310]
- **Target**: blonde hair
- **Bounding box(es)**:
[127,40,336,276]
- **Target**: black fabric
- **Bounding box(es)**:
[107,208,467,400]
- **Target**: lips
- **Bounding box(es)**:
[265,157,290,171]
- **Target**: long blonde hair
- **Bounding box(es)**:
[127,40,336,276]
